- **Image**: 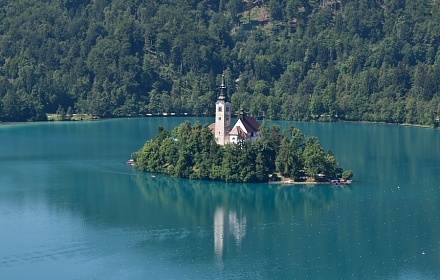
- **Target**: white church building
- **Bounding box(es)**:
[209,75,261,145]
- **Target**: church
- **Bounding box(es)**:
[209,75,261,145]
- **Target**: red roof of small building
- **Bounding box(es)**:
[240,115,260,133]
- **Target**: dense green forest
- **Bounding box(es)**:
[1,0,440,124]
[132,121,352,183]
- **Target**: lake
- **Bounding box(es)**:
[1,117,439,279]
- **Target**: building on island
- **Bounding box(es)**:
[209,75,261,145]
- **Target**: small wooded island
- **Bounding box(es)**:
[132,77,353,184]
[132,121,353,184]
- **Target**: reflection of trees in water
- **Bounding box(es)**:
[134,172,342,226]
[134,173,346,270]
[43,167,344,230]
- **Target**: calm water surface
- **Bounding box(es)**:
[1,118,439,279]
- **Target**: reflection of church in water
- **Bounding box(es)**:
[213,207,247,261]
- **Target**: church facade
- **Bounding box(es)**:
[209,75,260,145]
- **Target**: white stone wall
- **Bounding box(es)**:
[215,100,231,145]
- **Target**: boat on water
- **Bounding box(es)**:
[330,179,352,185]
[126,159,135,166]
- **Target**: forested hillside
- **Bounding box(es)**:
[1,0,440,124]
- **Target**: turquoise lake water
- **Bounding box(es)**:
[1,117,440,279]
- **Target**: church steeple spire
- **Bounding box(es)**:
[214,74,231,145]
[218,74,228,102]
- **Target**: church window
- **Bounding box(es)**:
[218,106,222,112]
[226,106,229,112]
[218,117,221,120]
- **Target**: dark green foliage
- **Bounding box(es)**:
[133,121,274,183]
[342,170,354,180]
[133,122,349,183]
[2,0,439,125]
[275,126,304,179]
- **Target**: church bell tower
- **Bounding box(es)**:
[215,75,231,145]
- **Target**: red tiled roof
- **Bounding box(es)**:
[241,115,260,133]
[208,123,215,132]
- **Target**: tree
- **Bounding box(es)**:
[226,0,243,24]
[342,170,353,180]
[323,150,339,179]
[56,105,66,121]
[133,122,348,183]
[3,0,438,126]
[302,136,326,179]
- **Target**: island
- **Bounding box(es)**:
[132,77,352,184]
[131,120,353,184]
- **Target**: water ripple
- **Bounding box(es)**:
[0,241,97,268]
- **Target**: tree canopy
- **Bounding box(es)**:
[132,121,350,183]
[1,0,440,125]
